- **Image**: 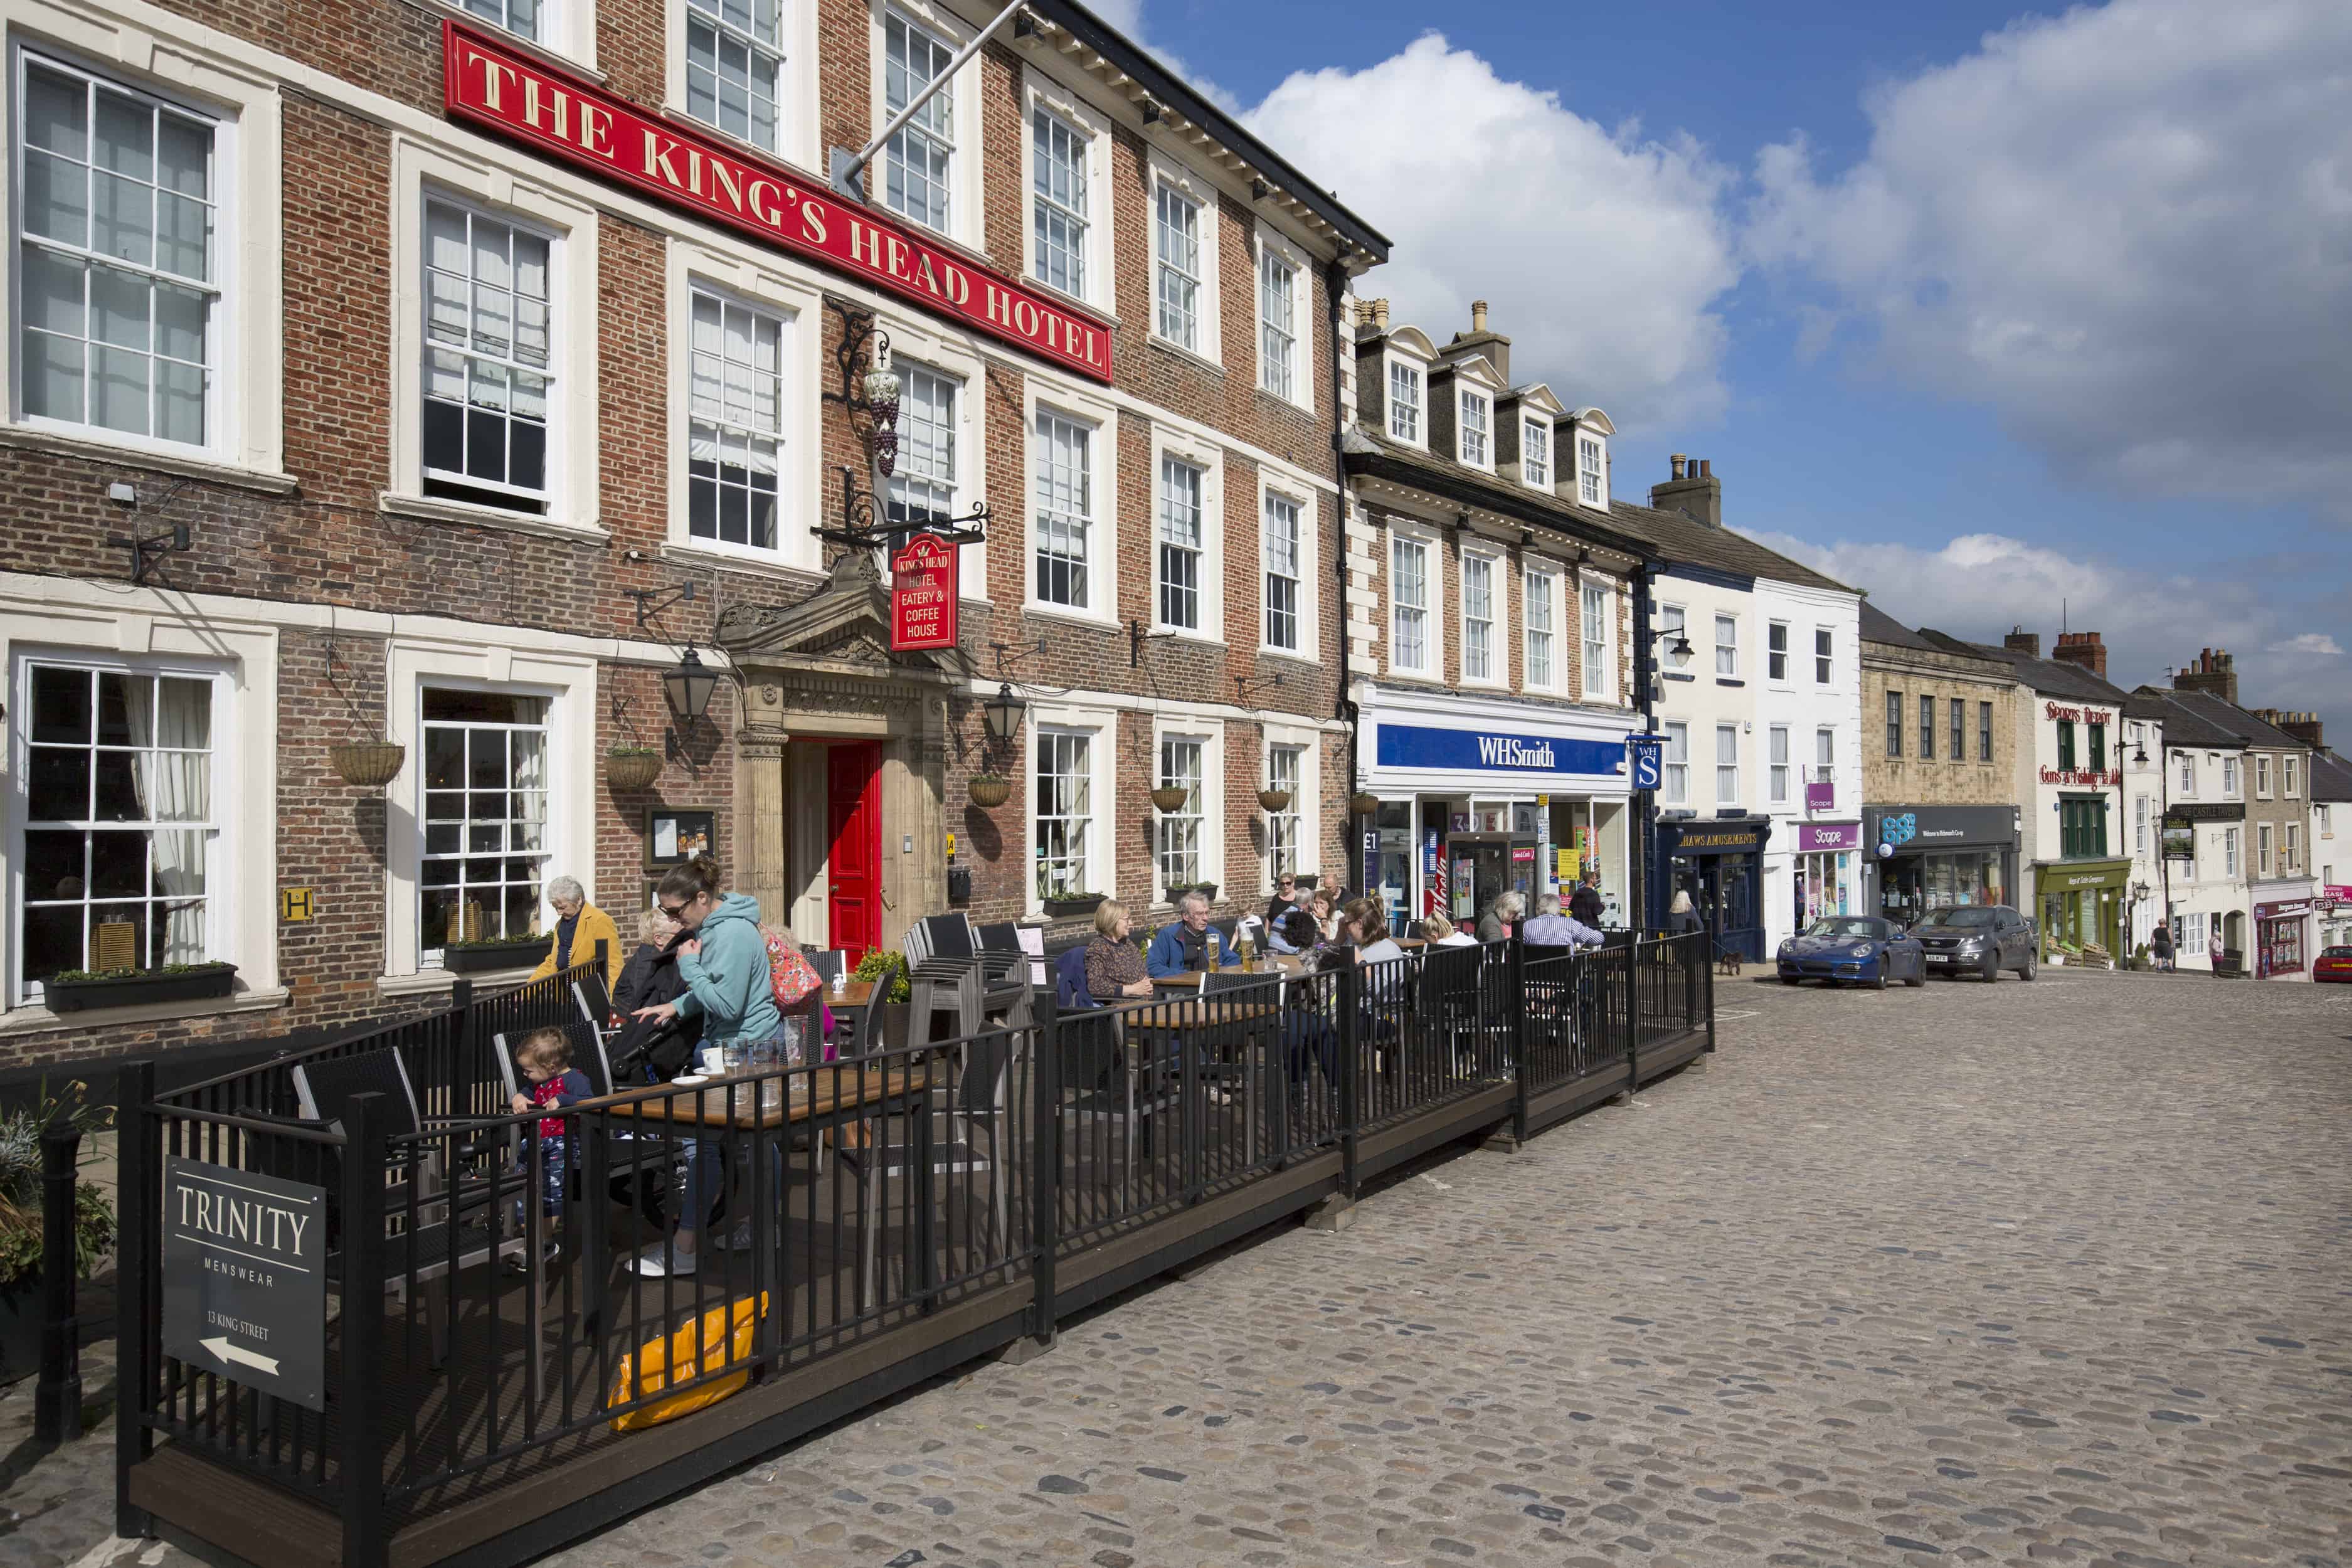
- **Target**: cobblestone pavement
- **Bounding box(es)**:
[8,968,2348,1567]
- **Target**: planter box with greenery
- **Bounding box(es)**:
[1163,881,1219,903]
[1,1083,115,1384]
[850,950,913,1051]
[41,961,237,1013]
[441,936,547,973]
[1041,892,1106,916]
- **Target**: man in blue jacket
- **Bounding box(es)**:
[1146,891,1224,977]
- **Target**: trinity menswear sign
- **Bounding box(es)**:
[442,22,1113,383]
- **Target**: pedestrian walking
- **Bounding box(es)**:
[1669,888,1702,936]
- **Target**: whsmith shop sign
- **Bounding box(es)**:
[1374,721,1626,780]
[442,22,1113,383]
[161,1157,327,1410]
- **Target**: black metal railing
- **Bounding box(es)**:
[114,935,1711,1565]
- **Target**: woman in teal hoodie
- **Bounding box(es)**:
[628,856,781,1276]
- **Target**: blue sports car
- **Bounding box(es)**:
[1776,916,1925,989]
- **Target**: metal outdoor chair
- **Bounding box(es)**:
[1199,969,1285,1164]
[803,948,847,985]
[572,973,616,1047]
[832,1024,1027,1309]
[1053,950,1178,1179]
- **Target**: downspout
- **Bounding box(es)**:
[1327,257,1358,872]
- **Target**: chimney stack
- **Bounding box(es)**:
[2052,630,2107,679]
[1649,454,1721,528]
[1373,297,1389,331]
[2003,628,2042,659]
[1470,299,1488,333]
[2254,708,2324,750]
[2172,648,2240,706]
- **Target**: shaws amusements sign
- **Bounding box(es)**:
[442,22,1112,383]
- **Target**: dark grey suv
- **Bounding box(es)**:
[1909,905,2037,982]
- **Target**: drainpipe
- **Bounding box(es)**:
[1328,257,1359,881]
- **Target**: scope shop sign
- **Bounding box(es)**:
[162,1157,327,1411]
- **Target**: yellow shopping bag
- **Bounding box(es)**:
[606,1292,768,1433]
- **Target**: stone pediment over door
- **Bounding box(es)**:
[714,552,967,689]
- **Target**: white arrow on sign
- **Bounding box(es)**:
[200,1335,280,1376]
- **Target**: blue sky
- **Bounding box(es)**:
[1110,0,2352,742]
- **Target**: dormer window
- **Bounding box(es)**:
[1577,434,1605,506]
[1522,419,1550,488]
[1388,360,1422,443]
[1459,389,1491,468]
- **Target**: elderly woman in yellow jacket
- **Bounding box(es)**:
[527,875,625,988]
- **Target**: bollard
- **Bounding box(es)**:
[34,1123,85,1443]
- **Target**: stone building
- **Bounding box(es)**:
[2160,655,2316,977]
[0,0,1385,1067]
[2124,685,2250,972]
[1857,604,2023,924]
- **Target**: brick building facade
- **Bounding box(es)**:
[0,0,1385,1067]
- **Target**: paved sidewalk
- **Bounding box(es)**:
[8,968,2346,1567]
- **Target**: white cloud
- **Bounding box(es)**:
[1738,526,2352,743]
[1241,33,1742,428]
[1748,0,2352,517]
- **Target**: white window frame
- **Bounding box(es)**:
[1254,228,1309,411]
[1522,563,1558,692]
[1714,613,1739,678]
[2223,825,2239,877]
[1262,487,1307,655]
[681,0,787,156]
[1152,721,1222,901]
[1147,426,1221,640]
[1459,547,1501,687]
[1264,743,1305,880]
[663,242,823,573]
[383,638,594,982]
[1577,432,1606,507]
[10,652,231,1005]
[1767,620,1791,684]
[2257,753,2272,798]
[2259,822,2273,877]
[1261,725,1320,886]
[1145,147,1219,366]
[2284,755,2299,798]
[1256,475,1317,659]
[2136,792,2148,856]
[5,36,285,481]
[1032,725,1097,904]
[2177,752,2195,797]
[1386,353,1424,446]
[1580,576,1615,700]
[1520,416,1550,489]
[1814,626,1834,686]
[1659,603,1690,672]
[387,141,600,536]
[1457,386,1492,469]
[1022,701,1116,913]
[870,0,980,248]
[1715,723,1740,807]
[1769,724,1789,805]
[1022,379,1117,625]
[1389,529,1436,679]
[1661,720,1688,807]
[2223,755,2240,798]
[416,685,553,962]
[663,0,811,170]
[1815,726,1835,798]
[1020,71,1111,312]
[2284,822,2300,873]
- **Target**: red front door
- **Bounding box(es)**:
[826,741,883,963]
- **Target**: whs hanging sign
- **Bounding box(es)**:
[161,1157,327,1411]
[890,532,960,651]
[442,22,1113,383]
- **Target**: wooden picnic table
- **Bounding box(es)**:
[1151,956,1306,988]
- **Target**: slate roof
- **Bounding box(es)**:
[1620,503,1857,595]
[1858,600,1941,654]
[1919,631,2133,707]
[2125,687,2249,750]
[2309,747,2352,803]
[2160,687,2312,751]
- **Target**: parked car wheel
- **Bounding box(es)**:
[1872,967,1888,991]
[1905,965,1925,988]
[2017,956,2037,981]
[1981,953,2001,983]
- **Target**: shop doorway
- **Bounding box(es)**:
[1674,856,1760,961]
[1448,834,1538,924]
[825,741,882,963]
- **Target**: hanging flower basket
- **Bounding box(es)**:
[968,774,1013,809]
[1348,792,1380,817]
[1150,785,1192,813]
[328,741,406,788]
[607,748,664,792]
[1257,788,1293,813]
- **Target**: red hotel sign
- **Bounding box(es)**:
[889,532,960,651]
[442,22,1112,383]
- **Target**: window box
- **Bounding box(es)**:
[1042,893,1106,918]
[42,962,238,1014]
[1293,872,1320,891]
[440,936,547,973]
[1164,881,1219,903]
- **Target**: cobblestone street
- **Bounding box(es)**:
[9,968,2348,1567]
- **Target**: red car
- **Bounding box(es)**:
[2316,945,2352,982]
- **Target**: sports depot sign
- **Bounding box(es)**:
[443,22,1113,383]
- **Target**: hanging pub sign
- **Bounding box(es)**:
[442,21,1113,383]
[2159,812,2196,861]
[889,532,960,651]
